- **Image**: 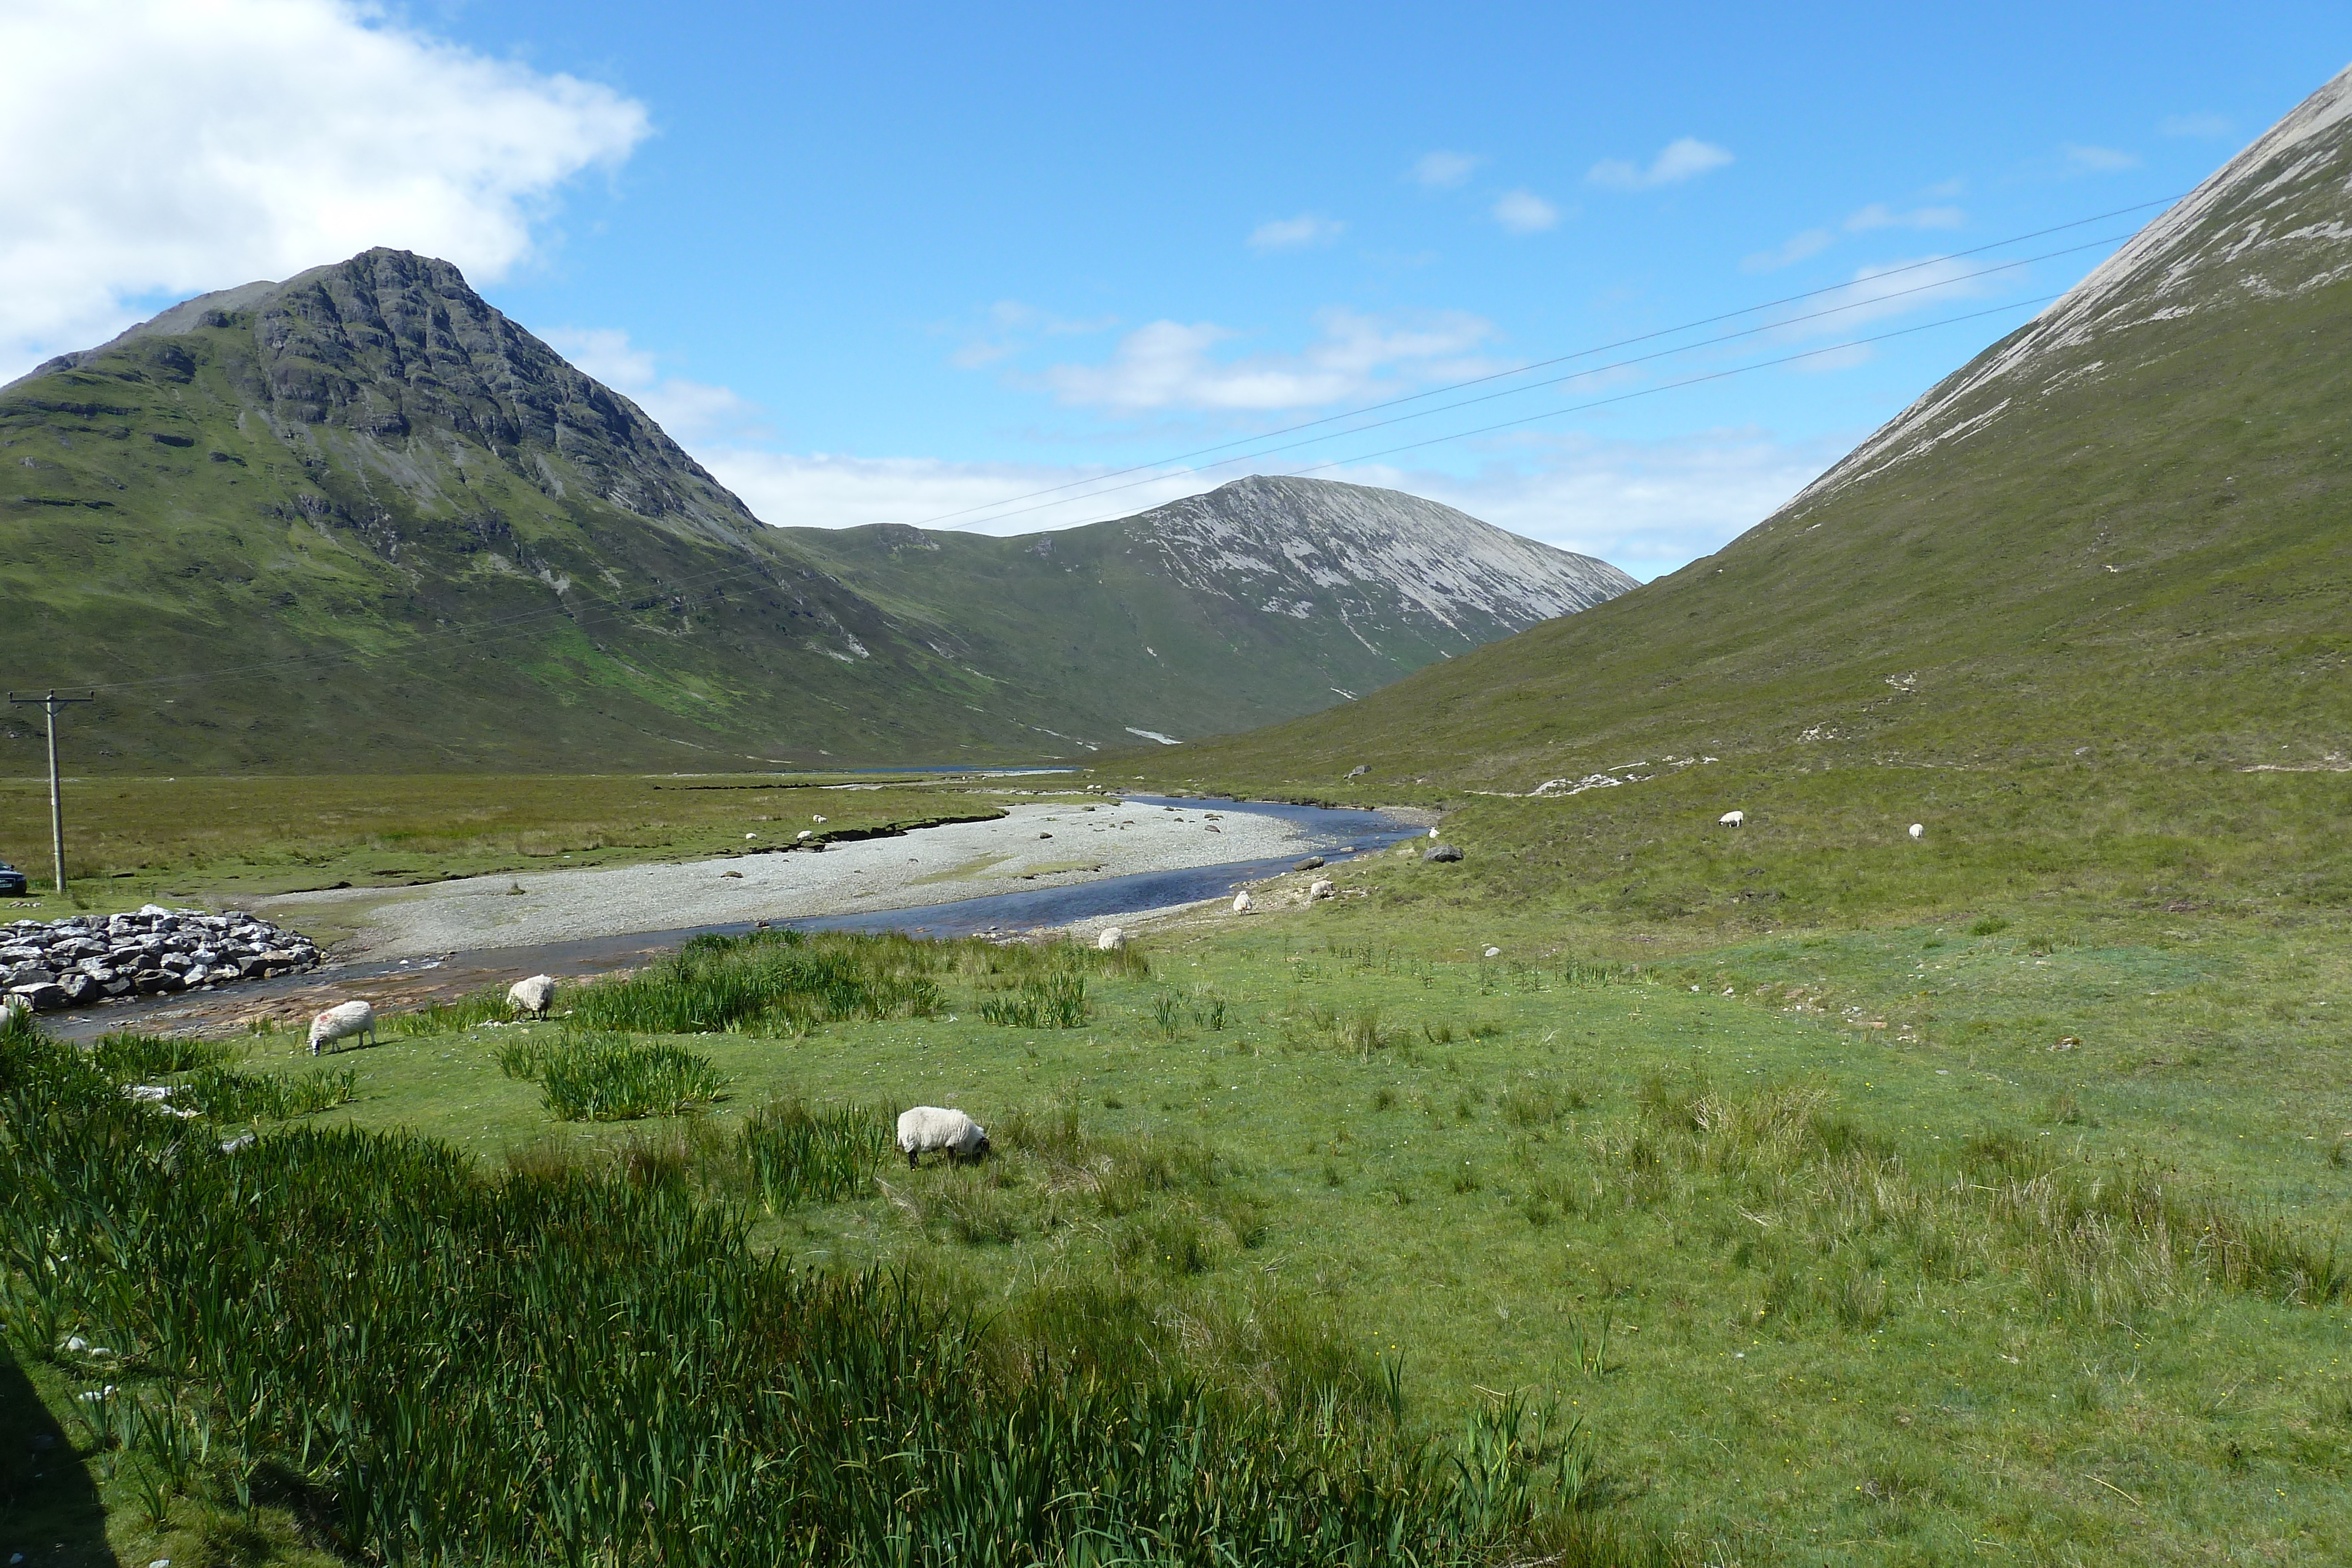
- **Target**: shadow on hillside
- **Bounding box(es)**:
[0,1342,118,1567]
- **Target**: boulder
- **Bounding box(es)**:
[5,963,56,988]
[9,982,68,1011]
[1292,855,1325,871]
[1424,844,1464,863]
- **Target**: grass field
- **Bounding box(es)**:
[12,863,2347,1565]
[0,771,1017,921]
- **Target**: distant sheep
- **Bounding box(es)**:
[1309,879,1335,900]
[308,1000,377,1057]
[1097,927,1126,951]
[507,974,556,1018]
[1908,823,1925,841]
[1719,811,1745,828]
[1428,827,1441,839]
[1231,891,1253,914]
[897,1105,989,1167]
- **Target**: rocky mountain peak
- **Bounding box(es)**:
[1118,474,1636,636]
[1793,62,2352,507]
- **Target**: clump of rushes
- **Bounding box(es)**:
[566,929,948,1035]
[0,1028,1602,1567]
[177,1064,359,1122]
[91,1031,229,1078]
[980,972,1088,1028]
[499,1031,728,1121]
[741,1096,890,1210]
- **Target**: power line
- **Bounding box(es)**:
[897,195,2179,531]
[931,235,2128,533]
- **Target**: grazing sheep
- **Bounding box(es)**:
[1309,879,1335,900]
[507,974,557,1018]
[797,830,814,841]
[308,1000,377,1057]
[811,814,827,824]
[897,1105,989,1167]
[1097,927,1126,951]
[1719,810,1745,828]
[1231,891,1253,914]
[1908,823,1925,840]
[1428,827,1441,840]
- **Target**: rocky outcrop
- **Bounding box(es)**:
[2,905,320,1011]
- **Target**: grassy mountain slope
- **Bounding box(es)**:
[1162,69,2352,798]
[783,476,1633,748]
[0,256,1630,773]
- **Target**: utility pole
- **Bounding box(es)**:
[7,690,95,896]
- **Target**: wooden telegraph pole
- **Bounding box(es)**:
[7,690,95,896]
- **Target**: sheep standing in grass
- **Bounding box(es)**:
[308,1000,377,1056]
[508,974,557,1018]
[1719,810,1745,828]
[1231,891,1253,914]
[1097,927,1126,951]
[897,1106,989,1167]
[1908,823,1925,841]
[1309,879,1335,901]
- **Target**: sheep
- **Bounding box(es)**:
[1719,810,1745,828]
[1908,823,1925,841]
[1097,926,1126,951]
[1428,827,1441,840]
[308,1000,377,1057]
[1231,891,1253,914]
[1309,878,1335,900]
[897,1105,988,1167]
[507,974,557,1018]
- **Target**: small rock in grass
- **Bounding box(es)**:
[1424,844,1463,864]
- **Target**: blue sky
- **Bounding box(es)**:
[5,3,2347,576]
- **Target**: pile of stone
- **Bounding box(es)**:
[3,905,321,1012]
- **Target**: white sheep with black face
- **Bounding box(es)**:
[897,1106,990,1168]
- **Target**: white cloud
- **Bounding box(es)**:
[1740,228,1834,273]
[1491,190,1562,234]
[1248,213,1346,251]
[0,0,648,381]
[542,327,769,446]
[694,428,1841,582]
[697,451,1216,533]
[1588,136,1734,191]
[1844,202,1965,232]
[2159,112,2233,138]
[945,300,1119,369]
[1331,426,1845,581]
[1411,151,1481,188]
[2061,143,2140,174]
[1037,307,1497,414]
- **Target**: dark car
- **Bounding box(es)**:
[0,861,28,898]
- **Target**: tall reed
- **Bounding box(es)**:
[0,1026,1590,1567]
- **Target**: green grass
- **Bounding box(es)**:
[25,902,2328,1564]
[496,1031,729,1121]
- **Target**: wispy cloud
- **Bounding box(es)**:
[1844,202,1965,232]
[2061,143,2140,175]
[1588,136,1733,191]
[2159,112,2232,138]
[1491,189,1561,234]
[1740,228,1833,273]
[0,0,649,382]
[1248,213,1345,251]
[946,299,1119,369]
[1411,151,1481,189]
[1743,201,1966,273]
[1037,306,1496,414]
[543,327,768,446]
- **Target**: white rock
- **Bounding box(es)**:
[1484,947,1501,958]
[1096,927,1125,950]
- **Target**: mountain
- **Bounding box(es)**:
[1162,64,2352,793]
[779,477,1632,749]
[0,250,1631,772]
